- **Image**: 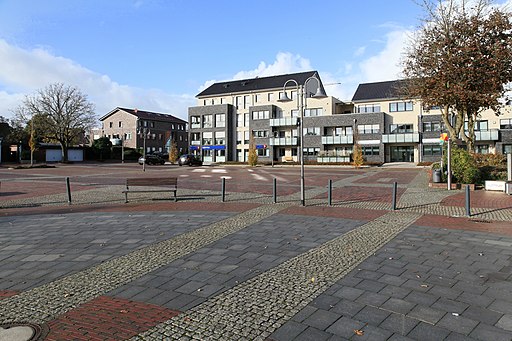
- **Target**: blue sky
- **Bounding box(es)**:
[0,0,509,122]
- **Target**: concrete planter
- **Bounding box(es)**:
[485,180,506,192]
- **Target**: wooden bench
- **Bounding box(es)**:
[123,177,177,203]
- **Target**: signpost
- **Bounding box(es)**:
[440,133,451,190]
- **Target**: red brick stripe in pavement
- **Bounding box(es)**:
[45,296,180,341]
[416,214,512,236]
[0,290,19,299]
[441,190,512,209]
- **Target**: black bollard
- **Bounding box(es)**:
[328,179,332,206]
[221,178,226,202]
[392,181,397,210]
[465,185,471,217]
[273,178,277,203]
[66,177,72,204]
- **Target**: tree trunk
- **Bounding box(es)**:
[60,143,68,162]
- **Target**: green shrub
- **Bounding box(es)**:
[447,146,480,184]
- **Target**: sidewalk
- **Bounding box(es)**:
[0,167,511,340]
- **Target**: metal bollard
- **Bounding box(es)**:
[328,179,332,206]
[465,185,471,217]
[392,181,397,210]
[221,178,226,202]
[66,177,72,204]
[273,178,277,203]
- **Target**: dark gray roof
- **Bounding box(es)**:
[351,79,409,102]
[100,107,186,123]
[196,71,324,97]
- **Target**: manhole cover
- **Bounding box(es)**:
[0,322,48,341]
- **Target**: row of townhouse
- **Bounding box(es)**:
[97,107,188,154]
[188,71,512,164]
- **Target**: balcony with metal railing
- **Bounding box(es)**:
[321,134,354,145]
[269,117,299,127]
[474,129,499,141]
[382,132,420,143]
[269,137,298,146]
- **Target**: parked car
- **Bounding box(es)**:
[178,154,203,166]
[138,154,166,165]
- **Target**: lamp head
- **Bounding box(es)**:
[278,92,292,102]
[311,86,327,98]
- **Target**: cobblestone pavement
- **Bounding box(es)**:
[0,165,511,340]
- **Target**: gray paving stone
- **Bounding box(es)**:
[378,312,419,336]
[381,297,416,315]
[356,324,393,341]
[470,323,512,341]
[353,305,391,325]
[379,284,411,299]
[407,321,451,340]
[329,299,365,317]
[325,316,365,339]
[302,309,340,331]
[292,306,318,323]
[270,321,308,341]
[332,286,364,300]
[437,313,479,335]
[431,297,469,314]
[496,314,512,332]
[463,305,503,326]
[295,327,332,341]
[407,305,445,324]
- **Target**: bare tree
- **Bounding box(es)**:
[15,83,96,162]
[403,0,512,151]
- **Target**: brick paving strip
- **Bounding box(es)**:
[0,204,288,324]
[132,211,422,340]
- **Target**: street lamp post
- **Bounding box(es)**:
[279,75,326,206]
[138,127,149,172]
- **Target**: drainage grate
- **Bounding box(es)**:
[470,219,493,223]
[0,322,49,341]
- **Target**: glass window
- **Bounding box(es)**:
[202,115,213,128]
[422,145,442,156]
[257,148,269,157]
[500,119,512,129]
[236,131,242,145]
[422,121,441,132]
[255,94,261,103]
[475,145,489,154]
[357,124,380,134]
[291,110,299,117]
[268,93,274,102]
[503,144,512,153]
[304,127,320,135]
[389,101,414,112]
[215,131,225,145]
[109,122,113,128]
[215,113,225,128]
[252,110,270,120]
[362,146,380,156]
[304,108,323,117]
[244,95,250,109]
[357,104,381,113]
[244,131,250,144]
[390,124,413,133]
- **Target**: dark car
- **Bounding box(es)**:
[178,154,203,166]
[138,154,166,165]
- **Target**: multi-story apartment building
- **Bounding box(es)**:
[188,72,512,164]
[99,107,188,154]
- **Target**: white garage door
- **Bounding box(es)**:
[68,149,83,161]
[46,149,62,162]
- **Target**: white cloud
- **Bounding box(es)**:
[353,46,366,57]
[358,29,412,83]
[0,39,194,121]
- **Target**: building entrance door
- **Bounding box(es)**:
[390,146,414,162]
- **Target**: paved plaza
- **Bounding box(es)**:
[0,163,511,340]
